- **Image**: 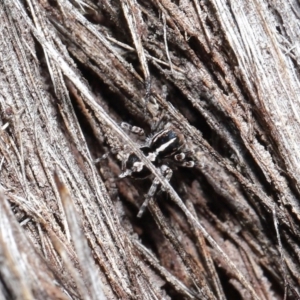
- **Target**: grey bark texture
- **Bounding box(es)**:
[0,0,299,299]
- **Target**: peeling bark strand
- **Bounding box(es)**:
[0,0,299,299]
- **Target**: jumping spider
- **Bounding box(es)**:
[118,122,195,217]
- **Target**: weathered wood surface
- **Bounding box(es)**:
[0,0,299,299]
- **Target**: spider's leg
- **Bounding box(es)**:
[160,165,173,191]
[137,165,173,218]
[121,122,145,137]
[137,177,159,218]
[94,152,110,164]
[174,152,185,162]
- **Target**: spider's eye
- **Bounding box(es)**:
[151,130,183,157]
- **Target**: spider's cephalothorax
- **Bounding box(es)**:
[119,123,195,217]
